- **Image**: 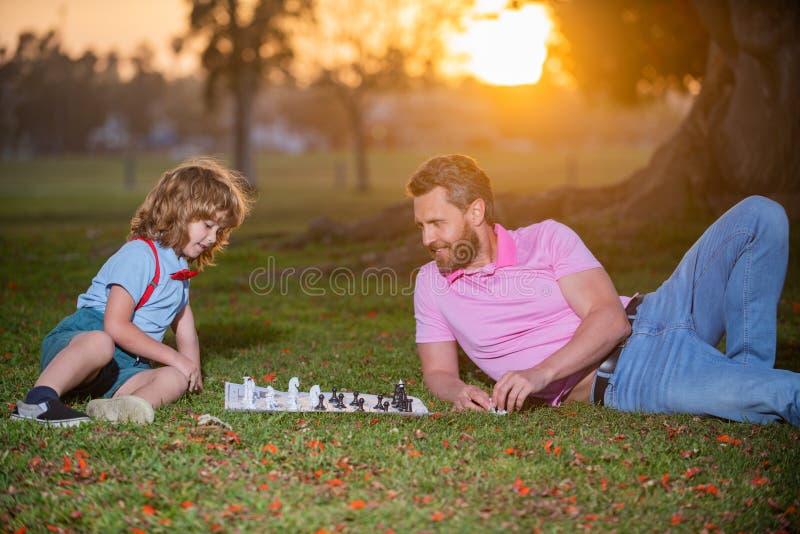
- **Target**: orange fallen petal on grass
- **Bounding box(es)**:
[327,478,346,487]
[129,529,146,534]
[262,372,276,382]
[142,505,156,516]
[349,500,367,510]
[262,444,278,454]
[671,514,684,525]
[269,499,282,511]
[683,467,700,479]
[61,456,71,472]
[13,528,26,534]
[504,447,516,454]
[661,473,671,490]
[431,511,444,521]
[181,501,194,509]
[228,504,243,512]
[716,434,741,445]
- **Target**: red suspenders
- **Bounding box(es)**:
[135,238,160,311]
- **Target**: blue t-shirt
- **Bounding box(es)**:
[77,240,190,342]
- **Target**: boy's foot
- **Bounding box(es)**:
[10,399,90,427]
[86,395,154,424]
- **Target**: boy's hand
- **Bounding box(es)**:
[174,355,202,393]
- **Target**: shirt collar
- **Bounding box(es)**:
[446,224,517,284]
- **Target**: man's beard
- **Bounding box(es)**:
[430,224,481,274]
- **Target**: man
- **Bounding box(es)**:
[408,154,798,425]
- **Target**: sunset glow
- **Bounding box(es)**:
[447,1,553,86]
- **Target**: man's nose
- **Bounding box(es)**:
[421,226,435,247]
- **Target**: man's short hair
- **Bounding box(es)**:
[406,154,496,225]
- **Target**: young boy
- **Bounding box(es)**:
[11,159,252,425]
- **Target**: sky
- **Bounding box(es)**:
[0,0,196,75]
[0,0,554,85]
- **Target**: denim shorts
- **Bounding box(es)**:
[41,308,153,399]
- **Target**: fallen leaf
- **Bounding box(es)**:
[349,500,366,510]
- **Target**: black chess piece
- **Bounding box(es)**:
[405,399,413,412]
[337,393,346,409]
[382,401,390,412]
[357,398,365,412]
[314,394,326,411]
[373,394,384,411]
[391,383,400,407]
[329,387,338,403]
[350,391,360,406]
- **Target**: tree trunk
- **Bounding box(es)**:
[611,0,800,220]
[234,70,257,189]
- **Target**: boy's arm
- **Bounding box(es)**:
[104,284,201,388]
[172,304,202,392]
[418,341,491,411]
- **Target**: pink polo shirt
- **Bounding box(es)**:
[414,220,632,406]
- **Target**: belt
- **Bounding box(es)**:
[592,294,643,406]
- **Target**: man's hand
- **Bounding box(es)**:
[492,367,552,412]
[452,384,492,411]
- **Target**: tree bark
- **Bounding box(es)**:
[611,0,800,220]
[234,69,257,189]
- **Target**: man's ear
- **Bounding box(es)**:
[468,198,486,226]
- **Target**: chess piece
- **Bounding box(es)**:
[329,387,338,403]
[314,394,326,411]
[309,385,321,403]
[287,392,298,411]
[337,393,346,409]
[373,394,384,411]
[405,398,413,412]
[265,386,276,410]
[243,376,255,408]
[350,391,360,407]
[288,377,300,395]
[382,401,390,412]
[357,398,365,412]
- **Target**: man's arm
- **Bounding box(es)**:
[491,267,630,412]
[172,304,202,392]
[104,284,201,386]
[418,341,492,411]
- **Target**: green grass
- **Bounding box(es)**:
[1,150,798,532]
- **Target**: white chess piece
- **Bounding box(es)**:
[265,386,276,410]
[288,377,299,395]
[287,377,299,411]
[309,384,321,407]
[287,392,298,411]
[243,376,255,408]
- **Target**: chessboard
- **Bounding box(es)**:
[224,377,429,416]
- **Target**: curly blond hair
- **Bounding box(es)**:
[129,158,253,269]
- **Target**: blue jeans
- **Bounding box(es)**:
[600,196,798,425]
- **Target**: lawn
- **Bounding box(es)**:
[1,150,798,533]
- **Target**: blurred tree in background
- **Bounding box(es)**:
[0,31,107,155]
[544,0,800,217]
[293,0,468,192]
[184,0,312,189]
